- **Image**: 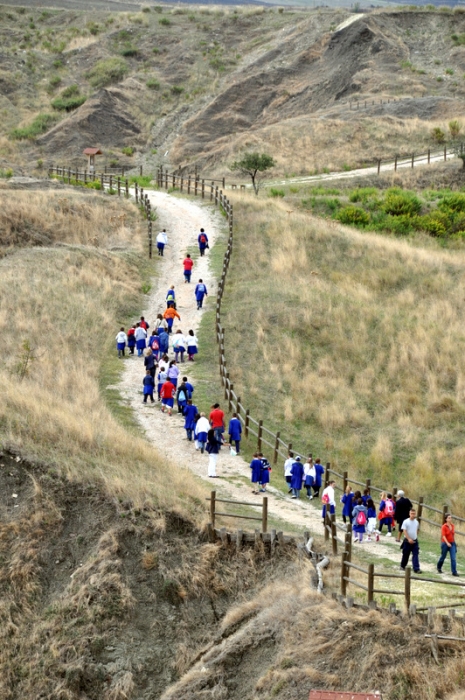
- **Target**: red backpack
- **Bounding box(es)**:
[356,510,367,526]
[384,499,394,517]
[200,234,207,244]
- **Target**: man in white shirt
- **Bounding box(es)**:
[156,229,168,256]
[284,452,294,494]
[400,509,422,574]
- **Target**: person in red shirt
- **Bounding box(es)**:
[160,380,175,416]
[140,316,149,330]
[183,254,194,284]
[437,514,459,576]
[209,403,225,443]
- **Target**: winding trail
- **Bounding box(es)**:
[118,190,439,573]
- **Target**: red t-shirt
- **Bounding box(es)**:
[183,258,194,271]
[441,522,455,544]
[160,381,175,399]
[140,320,148,330]
[209,408,224,428]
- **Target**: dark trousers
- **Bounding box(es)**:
[186,428,193,441]
[234,439,240,454]
[401,540,420,571]
[143,392,154,403]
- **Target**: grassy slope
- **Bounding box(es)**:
[0,188,206,518]
[219,190,465,514]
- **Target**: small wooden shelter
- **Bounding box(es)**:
[83,147,102,172]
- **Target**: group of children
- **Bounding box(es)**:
[250,453,272,493]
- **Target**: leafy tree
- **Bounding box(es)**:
[230,152,275,194]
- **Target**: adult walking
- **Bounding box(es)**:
[195,279,208,310]
[154,314,169,334]
[158,328,170,357]
[394,490,413,542]
[176,379,189,414]
[115,327,127,358]
[400,509,422,574]
[183,254,194,283]
[142,369,155,404]
[195,412,210,453]
[144,347,156,378]
[209,403,225,444]
[228,413,242,455]
[156,228,168,256]
[321,480,336,520]
[437,514,459,576]
[134,322,147,357]
[206,429,221,477]
[198,228,209,256]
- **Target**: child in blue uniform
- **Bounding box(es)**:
[366,498,378,542]
[290,456,304,499]
[228,413,242,454]
[313,459,324,498]
[198,229,209,256]
[352,498,368,543]
[258,453,271,492]
[183,400,198,441]
[142,370,155,403]
[340,485,354,525]
[250,454,263,494]
[195,279,208,309]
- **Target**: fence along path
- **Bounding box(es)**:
[153,165,465,546]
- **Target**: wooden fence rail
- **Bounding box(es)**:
[207,490,268,533]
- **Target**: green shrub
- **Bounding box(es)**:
[129,175,153,187]
[337,206,370,226]
[86,57,129,88]
[120,43,138,57]
[51,84,86,111]
[438,193,465,213]
[349,187,378,203]
[49,75,61,88]
[122,146,135,156]
[86,180,102,190]
[431,126,446,142]
[11,113,57,140]
[170,85,183,94]
[416,215,447,237]
[449,120,461,137]
[0,168,13,178]
[159,17,171,25]
[452,33,465,45]
[270,188,285,197]
[445,68,454,75]
[308,186,340,195]
[87,21,100,35]
[146,77,160,90]
[383,190,422,217]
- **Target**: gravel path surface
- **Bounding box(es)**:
[118,190,435,570]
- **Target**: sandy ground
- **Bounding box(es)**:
[118,190,442,573]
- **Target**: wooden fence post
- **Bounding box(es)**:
[180,176,184,193]
[258,420,263,452]
[210,490,216,529]
[365,478,371,495]
[325,462,331,487]
[201,179,205,199]
[235,394,241,415]
[245,410,250,438]
[417,496,424,529]
[228,383,233,412]
[428,148,431,164]
[125,179,129,197]
[394,155,398,172]
[442,504,449,524]
[188,175,191,194]
[377,159,381,175]
[215,186,218,204]
[135,182,138,203]
[324,512,329,542]
[262,496,268,533]
[331,513,337,555]
[287,442,292,456]
[343,471,348,493]
[109,174,113,190]
[149,223,152,259]
[210,181,214,201]
[368,563,374,604]
[273,431,280,464]
[411,153,414,169]
[341,549,348,596]
[405,566,411,611]
[444,145,447,162]
[194,177,198,196]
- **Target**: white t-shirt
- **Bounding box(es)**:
[284,457,294,477]
[322,485,335,507]
[157,231,168,244]
[402,518,419,541]
[115,331,127,343]
[172,334,186,349]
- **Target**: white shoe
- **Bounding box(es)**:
[367,537,372,542]
[386,532,392,537]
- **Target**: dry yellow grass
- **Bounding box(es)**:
[0,188,206,518]
[220,191,465,510]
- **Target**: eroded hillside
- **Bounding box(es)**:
[1,5,464,176]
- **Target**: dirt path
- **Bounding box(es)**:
[118,191,439,572]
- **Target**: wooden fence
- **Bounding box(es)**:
[48,166,154,257]
[208,490,268,532]
[156,165,465,540]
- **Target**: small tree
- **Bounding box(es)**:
[230,152,275,194]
